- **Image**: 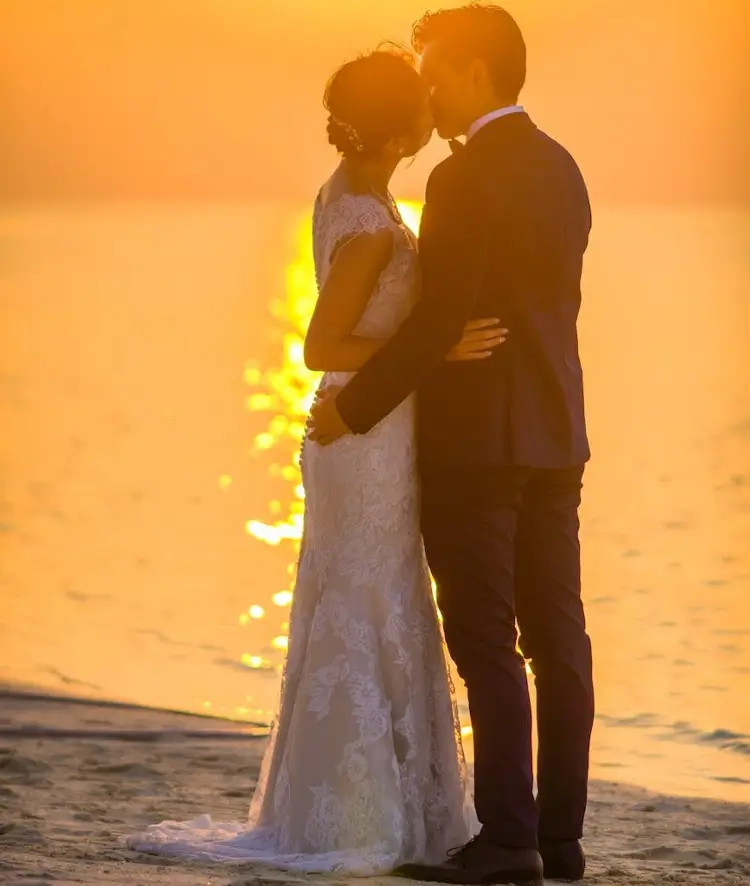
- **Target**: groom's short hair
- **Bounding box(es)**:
[412,3,526,100]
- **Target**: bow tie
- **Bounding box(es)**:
[448,138,465,154]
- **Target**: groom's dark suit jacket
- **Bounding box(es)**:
[336,113,591,478]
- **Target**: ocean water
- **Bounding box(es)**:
[1,202,748,802]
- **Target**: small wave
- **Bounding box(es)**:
[698,728,750,756]
[0,687,269,729]
[597,712,659,729]
[135,628,200,648]
[598,713,750,757]
[43,667,102,692]
[0,725,265,742]
[669,722,750,756]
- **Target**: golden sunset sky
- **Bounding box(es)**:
[1,0,748,203]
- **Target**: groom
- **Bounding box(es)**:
[309,5,594,884]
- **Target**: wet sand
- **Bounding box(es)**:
[1,692,748,886]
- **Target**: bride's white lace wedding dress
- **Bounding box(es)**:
[125,190,476,875]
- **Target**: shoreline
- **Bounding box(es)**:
[0,685,270,727]
[1,691,748,885]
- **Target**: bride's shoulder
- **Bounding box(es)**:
[314,190,390,236]
[317,188,384,214]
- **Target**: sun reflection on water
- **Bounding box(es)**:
[239,200,424,687]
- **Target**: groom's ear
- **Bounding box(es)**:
[468,57,492,92]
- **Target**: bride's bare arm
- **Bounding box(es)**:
[304,230,507,373]
[304,229,394,372]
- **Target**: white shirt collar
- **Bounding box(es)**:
[466,105,525,142]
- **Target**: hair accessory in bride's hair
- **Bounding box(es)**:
[328,115,365,154]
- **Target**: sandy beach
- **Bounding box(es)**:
[0,691,748,886]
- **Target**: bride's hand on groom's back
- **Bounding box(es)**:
[446,318,508,361]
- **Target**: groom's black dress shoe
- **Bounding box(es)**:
[395,836,543,885]
[540,839,586,881]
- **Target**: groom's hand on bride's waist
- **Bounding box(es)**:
[307,388,352,446]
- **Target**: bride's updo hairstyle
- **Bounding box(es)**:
[324,45,430,159]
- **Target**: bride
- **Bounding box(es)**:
[126,47,506,875]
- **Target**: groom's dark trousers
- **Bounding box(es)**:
[421,464,592,849]
[336,112,595,851]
